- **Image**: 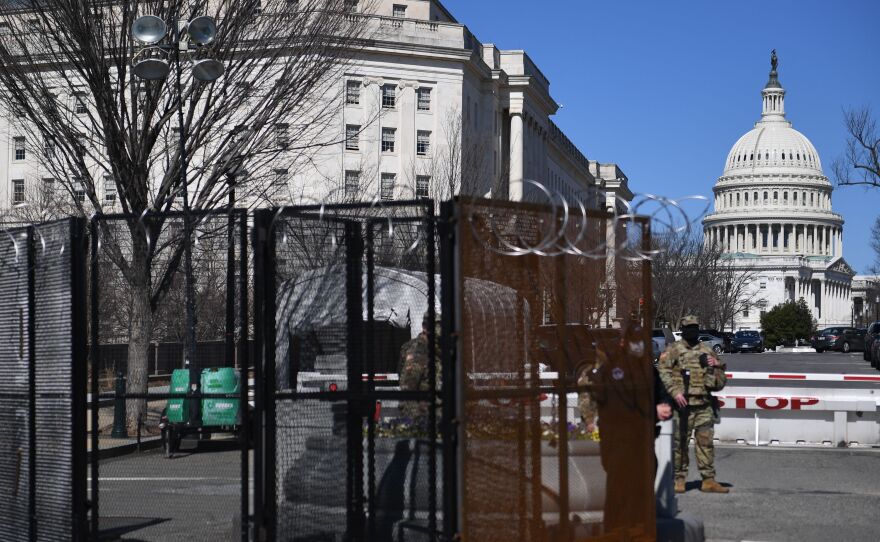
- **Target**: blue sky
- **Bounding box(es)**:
[444,0,880,273]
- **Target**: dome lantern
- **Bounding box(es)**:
[761,49,786,121]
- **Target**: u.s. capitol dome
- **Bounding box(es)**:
[702,52,854,330]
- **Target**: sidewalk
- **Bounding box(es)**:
[677,445,880,542]
[87,435,162,459]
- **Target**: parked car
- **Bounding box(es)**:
[652,328,675,349]
[701,330,735,352]
[730,330,763,353]
[811,327,865,353]
[835,328,866,353]
[872,337,880,371]
[863,322,880,364]
[698,334,725,354]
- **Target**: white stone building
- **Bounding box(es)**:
[703,55,855,330]
[0,0,632,217]
[852,275,880,328]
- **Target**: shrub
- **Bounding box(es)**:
[760,298,816,348]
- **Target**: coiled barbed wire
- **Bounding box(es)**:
[466,180,710,260]
[2,179,710,263]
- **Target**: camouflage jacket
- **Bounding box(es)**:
[398,333,441,392]
[577,349,609,425]
[658,340,726,406]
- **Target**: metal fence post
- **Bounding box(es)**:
[26,226,37,542]
[111,372,128,438]
[438,201,459,541]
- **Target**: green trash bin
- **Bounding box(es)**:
[201,367,240,426]
[166,369,190,424]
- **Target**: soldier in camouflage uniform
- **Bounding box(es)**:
[658,315,729,494]
[577,346,608,432]
[398,312,441,423]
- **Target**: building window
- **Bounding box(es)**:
[285,0,299,13]
[104,175,116,203]
[273,168,289,190]
[275,123,289,149]
[346,80,361,105]
[345,124,360,151]
[392,4,406,17]
[73,180,86,203]
[417,87,431,111]
[74,93,87,115]
[416,130,431,156]
[742,310,750,318]
[344,170,360,196]
[40,178,55,205]
[12,179,25,205]
[380,173,395,201]
[416,175,430,199]
[344,0,358,13]
[381,84,396,108]
[14,137,26,160]
[760,310,767,319]
[44,136,55,157]
[381,127,396,153]
[759,279,767,289]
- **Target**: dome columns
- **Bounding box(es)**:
[705,222,843,257]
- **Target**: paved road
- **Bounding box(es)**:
[95,441,249,541]
[724,351,875,375]
[678,445,880,542]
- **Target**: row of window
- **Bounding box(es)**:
[718,189,829,209]
[346,81,432,111]
[729,148,817,168]
[345,125,431,155]
[10,169,293,206]
[344,170,430,200]
[10,176,111,205]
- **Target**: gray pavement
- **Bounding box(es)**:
[94,441,250,541]
[723,350,876,375]
[678,445,880,542]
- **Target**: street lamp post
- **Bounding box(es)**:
[132,14,224,426]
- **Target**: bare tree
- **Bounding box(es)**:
[833,107,880,274]
[0,0,373,428]
[870,216,880,274]
[651,231,758,330]
[833,107,880,188]
[0,176,77,226]
[402,107,490,205]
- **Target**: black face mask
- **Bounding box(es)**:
[682,327,700,344]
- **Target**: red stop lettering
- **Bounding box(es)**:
[790,397,820,410]
[756,397,788,410]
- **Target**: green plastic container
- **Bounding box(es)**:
[166,369,191,424]
[200,367,240,426]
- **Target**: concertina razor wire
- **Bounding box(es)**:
[1,178,710,263]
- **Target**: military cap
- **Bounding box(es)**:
[679,315,699,328]
[422,311,441,327]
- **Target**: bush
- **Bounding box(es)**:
[760,298,816,349]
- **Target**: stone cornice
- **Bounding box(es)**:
[702,211,844,225]
[714,173,830,185]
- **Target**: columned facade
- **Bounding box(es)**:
[702,54,854,330]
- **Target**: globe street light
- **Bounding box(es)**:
[132,14,224,426]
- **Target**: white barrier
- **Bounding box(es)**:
[713,388,879,447]
[289,371,880,446]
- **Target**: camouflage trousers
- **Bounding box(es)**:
[673,403,715,480]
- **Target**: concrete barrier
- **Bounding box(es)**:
[713,388,879,447]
